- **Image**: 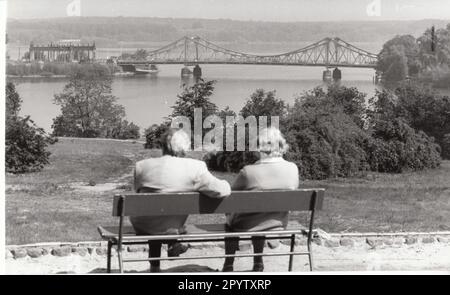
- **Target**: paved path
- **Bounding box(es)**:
[6,242,450,274]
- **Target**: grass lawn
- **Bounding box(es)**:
[6,137,450,245]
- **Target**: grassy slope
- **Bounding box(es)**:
[6,138,450,245]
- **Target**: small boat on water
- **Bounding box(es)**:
[135,64,160,75]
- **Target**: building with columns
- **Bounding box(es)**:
[29,40,96,62]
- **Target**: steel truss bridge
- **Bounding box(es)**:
[118,36,378,69]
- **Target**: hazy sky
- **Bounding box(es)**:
[7,0,450,21]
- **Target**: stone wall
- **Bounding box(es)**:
[6,232,450,260]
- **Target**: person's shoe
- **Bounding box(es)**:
[167,243,189,257]
[252,263,264,272]
[150,266,161,273]
[222,264,234,272]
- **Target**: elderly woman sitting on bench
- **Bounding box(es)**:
[223,127,299,272]
[131,128,231,272]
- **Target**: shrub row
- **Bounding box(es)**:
[146,81,444,180]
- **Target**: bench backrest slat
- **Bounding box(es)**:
[112,189,324,217]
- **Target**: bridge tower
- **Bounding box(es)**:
[193,36,202,81]
[321,38,348,82]
[180,36,202,81]
[181,37,191,78]
[332,41,342,82]
[322,38,332,82]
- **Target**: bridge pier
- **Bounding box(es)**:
[181,66,192,77]
[374,72,380,84]
[323,69,332,83]
[193,64,202,81]
[332,67,342,82]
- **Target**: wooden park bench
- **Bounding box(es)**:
[97,189,325,273]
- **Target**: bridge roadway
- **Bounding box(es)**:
[118,60,375,68]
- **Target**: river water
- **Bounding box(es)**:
[12,64,379,133]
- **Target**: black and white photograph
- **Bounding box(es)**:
[1,0,450,276]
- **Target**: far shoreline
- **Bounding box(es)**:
[6,73,138,80]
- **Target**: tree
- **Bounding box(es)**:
[111,120,141,139]
[418,24,450,67]
[132,49,148,60]
[6,81,22,119]
[378,24,450,87]
[6,82,56,173]
[145,79,218,149]
[240,89,287,119]
[377,35,421,85]
[378,45,409,84]
[52,64,139,139]
[417,24,450,87]
[121,49,149,60]
[205,89,287,172]
[170,79,218,121]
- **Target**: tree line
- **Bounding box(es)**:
[6,62,120,77]
[7,17,446,46]
[377,23,450,88]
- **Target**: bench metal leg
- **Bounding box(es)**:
[288,234,296,271]
[117,247,124,273]
[307,241,313,271]
[107,240,112,273]
[117,197,125,273]
[307,192,317,272]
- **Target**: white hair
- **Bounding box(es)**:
[258,127,289,157]
[164,129,191,157]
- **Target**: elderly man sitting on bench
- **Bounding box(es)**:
[130,128,231,272]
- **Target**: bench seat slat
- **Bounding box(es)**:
[98,223,308,242]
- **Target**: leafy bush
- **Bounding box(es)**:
[369,84,450,159]
[6,81,22,118]
[111,120,141,139]
[6,82,56,173]
[144,123,170,149]
[366,119,441,172]
[6,117,56,173]
[205,85,442,179]
[283,93,370,179]
[442,134,450,159]
[321,85,367,128]
[143,80,443,179]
